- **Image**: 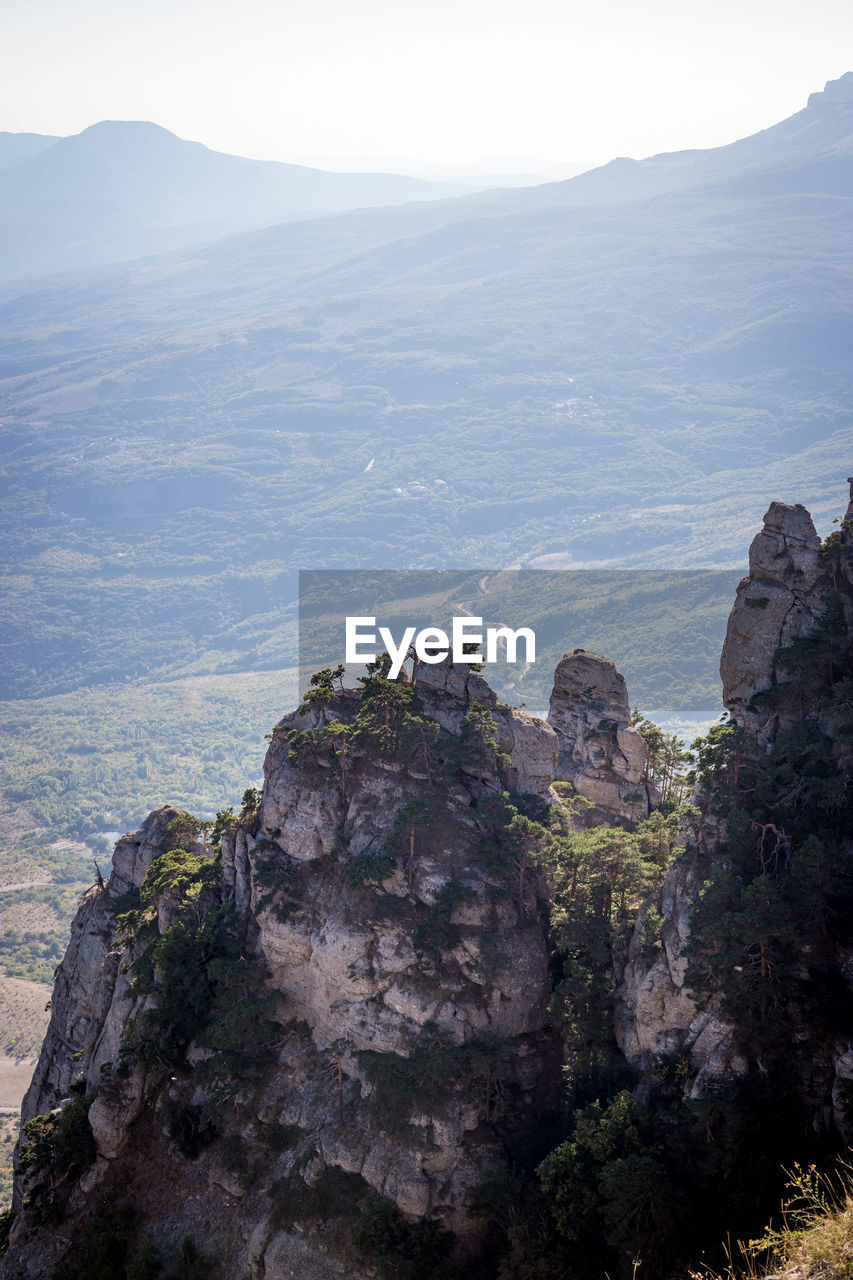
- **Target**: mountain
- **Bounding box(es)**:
[3,494,852,1279]
[0,121,471,282]
[469,69,853,214]
[0,132,57,174]
[2,77,853,707]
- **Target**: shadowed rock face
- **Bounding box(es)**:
[617,489,853,1105]
[720,501,853,744]
[547,649,657,827]
[20,805,186,1132]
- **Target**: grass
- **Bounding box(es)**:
[693,1163,853,1280]
[0,1116,18,1208]
[0,977,50,1058]
[0,669,295,990]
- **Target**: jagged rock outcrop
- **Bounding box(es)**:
[3,663,559,1280]
[21,805,186,1129]
[720,500,853,743]
[248,667,555,1067]
[9,496,851,1278]
[616,491,853,1100]
[414,660,559,798]
[547,649,658,827]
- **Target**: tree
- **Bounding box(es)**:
[323,719,357,804]
[298,665,345,725]
[631,710,692,806]
[504,810,550,918]
[385,798,430,891]
[164,812,208,852]
[537,1091,678,1275]
[460,701,509,790]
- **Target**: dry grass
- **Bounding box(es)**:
[692,1164,853,1280]
[0,1114,18,1208]
[778,1195,853,1280]
[0,977,50,1060]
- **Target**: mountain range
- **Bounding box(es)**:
[1,74,853,1154]
[0,121,477,282]
[3,75,853,698]
[1,73,853,865]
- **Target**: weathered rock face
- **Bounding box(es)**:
[615,825,745,1095]
[412,659,559,798]
[617,492,853,1101]
[4,667,558,1280]
[720,500,853,743]
[547,649,657,827]
[20,805,187,1130]
[254,659,556,1060]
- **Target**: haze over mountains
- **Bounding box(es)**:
[1,70,853,986]
[2,73,853,707]
[0,121,475,281]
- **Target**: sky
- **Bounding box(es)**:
[2,0,853,174]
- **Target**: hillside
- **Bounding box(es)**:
[1,492,851,1279]
[2,73,853,1024]
[0,121,468,282]
[3,78,853,708]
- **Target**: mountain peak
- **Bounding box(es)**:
[72,119,188,153]
[77,119,180,138]
[807,71,853,109]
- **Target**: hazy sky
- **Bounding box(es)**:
[2,0,853,172]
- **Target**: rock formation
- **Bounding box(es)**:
[720,501,827,742]
[3,661,564,1280]
[547,649,658,827]
[5,492,852,1278]
[616,495,853,1100]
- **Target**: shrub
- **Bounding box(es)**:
[163,1100,217,1160]
[353,1195,452,1279]
[345,852,397,889]
[19,1092,96,1224]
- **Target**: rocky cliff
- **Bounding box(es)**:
[5,489,853,1280]
[616,493,853,1108]
[719,500,853,743]
[2,655,629,1279]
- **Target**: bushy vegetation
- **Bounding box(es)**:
[18,1088,96,1225]
[476,553,853,1279]
[549,805,692,1056]
[117,835,280,1108]
[352,1195,451,1279]
[288,656,440,783]
[687,583,853,1065]
[52,1206,210,1280]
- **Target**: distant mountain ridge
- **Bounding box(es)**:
[0,120,472,282]
[0,131,58,174]
[6,75,853,286]
[465,70,853,215]
[1,75,853,704]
